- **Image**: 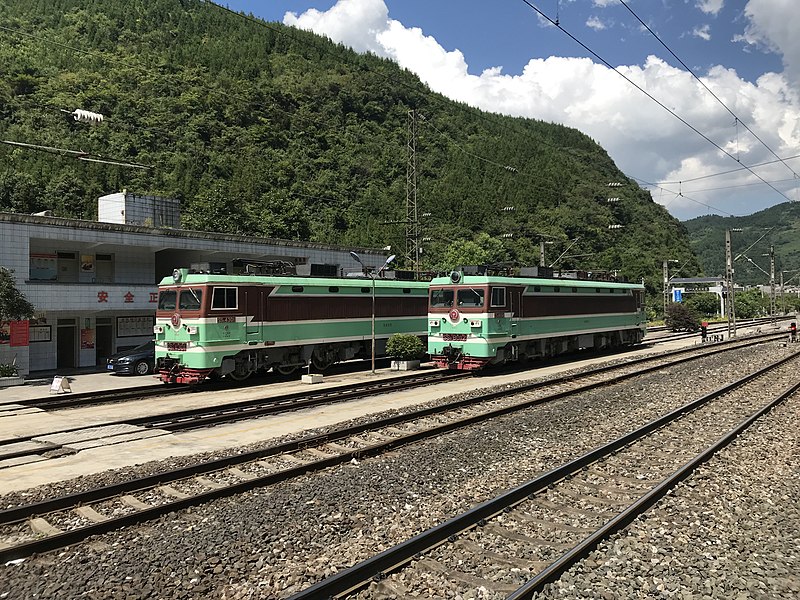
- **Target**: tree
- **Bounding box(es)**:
[685,292,721,317]
[0,268,35,321]
[734,288,767,319]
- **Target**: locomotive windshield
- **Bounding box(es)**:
[158,290,177,310]
[457,288,485,308]
[430,288,454,308]
[179,289,203,310]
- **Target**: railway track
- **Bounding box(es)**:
[288,349,800,599]
[0,331,787,563]
[0,369,470,462]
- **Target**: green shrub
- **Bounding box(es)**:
[385,334,426,361]
[665,303,701,332]
[0,363,19,377]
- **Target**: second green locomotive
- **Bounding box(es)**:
[428,268,646,369]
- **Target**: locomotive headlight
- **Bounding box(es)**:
[429,319,440,327]
[470,320,481,328]
[172,268,182,283]
[186,326,198,334]
[153,325,164,334]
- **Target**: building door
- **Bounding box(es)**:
[57,319,77,369]
[96,318,113,365]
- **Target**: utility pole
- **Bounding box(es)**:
[725,229,737,338]
[663,260,669,317]
[769,245,775,322]
[781,270,785,315]
[540,240,546,267]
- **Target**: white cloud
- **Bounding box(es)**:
[586,16,607,31]
[283,0,389,54]
[739,0,800,86]
[692,24,711,41]
[284,0,800,219]
[696,0,724,16]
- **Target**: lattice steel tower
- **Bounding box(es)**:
[406,110,419,277]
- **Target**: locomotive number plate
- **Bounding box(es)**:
[167,342,188,351]
[217,316,236,323]
[442,334,468,341]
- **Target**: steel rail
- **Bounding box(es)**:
[0,370,467,452]
[507,372,800,598]
[0,334,787,562]
[286,349,800,600]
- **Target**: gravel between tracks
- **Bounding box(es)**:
[2,341,796,599]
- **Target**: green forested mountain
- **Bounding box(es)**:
[1,0,700,308]
[684,202,800,287]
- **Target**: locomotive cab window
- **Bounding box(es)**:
[158,290,177,311]
[179,289,203,311]
[430,288,454,308]
[490,287,506,307]
[212,287,238,310]
[457,288,485,308]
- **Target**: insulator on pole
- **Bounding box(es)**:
[72,109,104,124]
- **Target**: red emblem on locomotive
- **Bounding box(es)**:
[448,308,460,322]
[171,313,181,329]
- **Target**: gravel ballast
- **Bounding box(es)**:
[2,341,797,599]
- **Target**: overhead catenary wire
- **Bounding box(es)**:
[517,0,795,206]
[618,0,800,181]
[628,174,738,217]
[0,139,152,169]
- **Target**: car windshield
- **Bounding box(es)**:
[133,341,155,352]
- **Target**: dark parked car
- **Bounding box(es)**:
[107,341,155,375]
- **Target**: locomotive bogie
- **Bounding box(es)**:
[156,271,428,384]
[428,272,646,370]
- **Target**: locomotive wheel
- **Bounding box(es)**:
[275,364,299,375]
[227,362,253,381]
[311,354,334,371]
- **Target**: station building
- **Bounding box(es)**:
[0,191,389,375]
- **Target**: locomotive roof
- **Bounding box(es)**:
[158,273,429,289]
[429,274,644,290]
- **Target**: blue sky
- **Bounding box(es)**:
[221,1,800,221]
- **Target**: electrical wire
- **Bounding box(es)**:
[618,0,799,181]
[628,175,738,216]
[517,0,795,205]
[657,152,800,184]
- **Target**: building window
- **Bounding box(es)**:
[57,252,78,282]
[95,254,114,283]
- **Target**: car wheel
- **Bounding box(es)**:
[134,360,151,376]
